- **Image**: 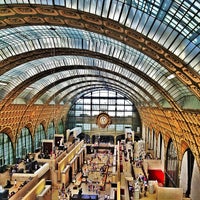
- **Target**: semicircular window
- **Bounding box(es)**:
[0,133,13,167]
[34,124,46,151]
[166,139,178,187]
[16,127,32,160]
[66,90,141,137]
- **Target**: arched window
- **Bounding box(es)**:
[157,133,162,159]
[147,127,150,148]
[16,127,32,159]
[0,133,13,165]
[166,139,178,187]
[47,121,55,139]
[180,149,195,197]
[34,124,46,151]
[66,90,140,135]
[153,130,156,157]
[58,119,64,134]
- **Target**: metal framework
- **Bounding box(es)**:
[0,0,199,110]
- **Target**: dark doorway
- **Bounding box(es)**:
[69,167,73,183]
[185,149,194,197]
[165,139,178,187]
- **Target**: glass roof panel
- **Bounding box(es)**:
[54,80,140,103]
[0,1,198,53]
[0,0,199,108]
[4,24,193,88]
[63,85,139,105]
[0,26,189,100]
[16,69,153,104]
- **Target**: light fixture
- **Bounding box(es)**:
[26,87,34,90]
[0,81,8,86]
[167,74,175,80]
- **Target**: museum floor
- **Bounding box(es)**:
[52,181,157,200]
[51,142,157,200]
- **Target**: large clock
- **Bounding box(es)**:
[96,112,111,128]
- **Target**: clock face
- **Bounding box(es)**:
[96,113,111,128]
[99,115,108,125]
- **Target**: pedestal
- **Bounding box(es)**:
[134,190,140,199]
[149,184,154,194]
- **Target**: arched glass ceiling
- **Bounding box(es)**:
[62,85,138,106]
[1,0,199,71]
[43,78,152,105]
[39,79,131,103]
[50,77,154,106]
[14,70,155,105]
[0,26,195,107]
[57,83,139,105]
[0,53,193,108]
[39,84,138,105]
